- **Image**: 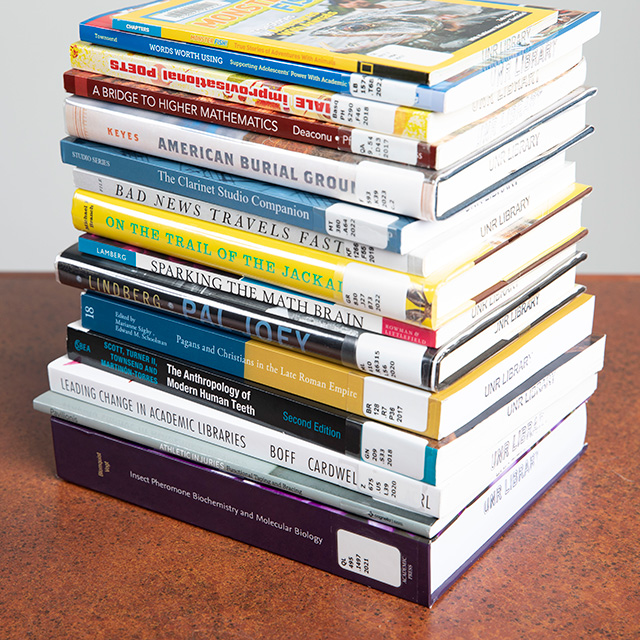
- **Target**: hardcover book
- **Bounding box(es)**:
[63,88,594,220]
[48,403,588,606]
[70,290,596,437]
[64,318,604,485]
[56,239,586,391]
[108,0,558,85]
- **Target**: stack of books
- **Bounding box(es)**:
[35,1,605,606]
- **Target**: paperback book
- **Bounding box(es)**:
[78,8,600,110]
[108,0,558,85]
[47,403,588,606]
[67,40,584,145]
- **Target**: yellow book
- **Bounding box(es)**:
[71,187,587,329]
[109,0,557,86]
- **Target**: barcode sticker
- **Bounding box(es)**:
[337,530,402,587]
[324,202,396,249]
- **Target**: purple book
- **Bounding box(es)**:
[49,405,587,606]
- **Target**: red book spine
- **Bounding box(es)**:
[64,69,435,168]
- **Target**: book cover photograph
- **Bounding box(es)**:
[26,0,608,610]
[78,7,600,110]
[110,0,558,84]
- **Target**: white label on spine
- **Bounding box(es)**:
[361,421,426,480]
[354,161,426,216]
[350,130,419,165]
[349,74,419,107]
[324,202,396,249]
[341,262,410,318]
[355,333,425,387]
[361,376,431,432]
[337,530,402,587]
[330,94,397,132]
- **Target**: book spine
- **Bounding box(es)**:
[67,323,449,484]
[72,168,419,275]
[77,234,440,347]
[56,247,437,389]
[34,390,438,537]
[47,356,443,517]
[59,136,417,255]
[64,69,437,168]
[68,43,435,141]
[64,95,433,220]
[49,415,431,605]
[69,189,443,328]
[79,291,436,433]
[80,14,357,94]
[67,322,363,457]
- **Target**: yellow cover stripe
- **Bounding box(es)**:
[113,0,556,81]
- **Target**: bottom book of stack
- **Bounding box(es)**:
[37,387,591,607]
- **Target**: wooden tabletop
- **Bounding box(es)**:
[1,273,638,639]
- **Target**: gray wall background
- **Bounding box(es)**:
[1,0,637,273]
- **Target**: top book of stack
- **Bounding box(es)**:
[108,0,559,86]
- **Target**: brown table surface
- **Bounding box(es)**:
[1,273,638,639]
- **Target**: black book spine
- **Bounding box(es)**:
[67,323,364,456]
